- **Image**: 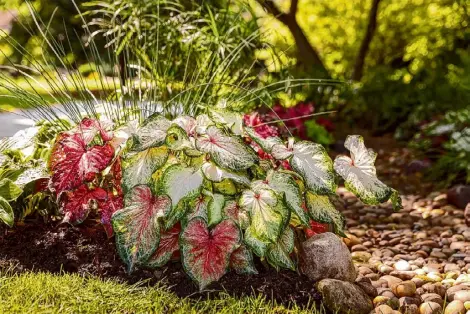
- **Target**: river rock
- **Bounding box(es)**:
[447,185,470,209]
[419,302,442,314]
[300,232,357,282]
[444,300,465,314]
[317,279,373,314]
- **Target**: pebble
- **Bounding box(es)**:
[395,260,411,271]
[419,302,442,314]
[392,281,417,297]
[444,300,466,314]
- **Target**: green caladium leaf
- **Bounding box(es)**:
[0,196,14,227]
[230,244,258,275]
[223,199,250,229]
[0,178,23,201]
[146,223,181,268]
[161,164,204,207]
[244,127,283,153]
[266,170,309,227]
[123,147,168,191]
[266,226,295,271]
[196,126,257,171]
[0,167,25,181]
[239,183,287,243]
[164,198,188,230]
[208,193,225,227]
[112,185,172,272]
[133,114,171,151]
[244,225,269,257]
[165,124,193,151]
[180,218,241,290]
[208,108,243,135]
[213,179,238,196]
[334,135,395,205]
[201,162,250,186]
[305,192,346,237]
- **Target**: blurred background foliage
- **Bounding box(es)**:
[0,0,469,185]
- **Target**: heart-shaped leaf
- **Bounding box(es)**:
[208,193,225,227]
[173,116,197,136]
[123,147,168,191]
[244,127,283,153]
[201,162,250,186]
[180,218,241,290]
[112,185,172,272]
[132,114,171,151]
[73,118,113,144]
[266,170,309,227]
[230,244,257,275]
[208,109,243,135]
[305,192,346,236]
[147,223,181,268]
[161,164,204,207]
[244,225,269,257]
[99,191,123,238]
[60,184,108,225]
[334,135,395,205]
[50,133,114,195]
[196,126,257,171]
[0,196,14,227]
[0,178,23,201]
[266,226,295,270]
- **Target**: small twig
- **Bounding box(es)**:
[254,110,337,127]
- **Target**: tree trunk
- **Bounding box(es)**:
[351,0,382,81]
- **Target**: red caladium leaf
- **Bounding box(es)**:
[230,244,257,275]
[112,185,172,272]
[305,220,328,238]
[99,192,124,237]
[181,218,241,290]
[50,133,114,195]
[60,184,108,224]
[147,223,181,268]
[73,118,113,144]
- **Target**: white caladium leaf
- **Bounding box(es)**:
[244,127,283,153]
[109,119,139,149]
[173,116,197,137]
[195,114,213,135]
[209,109,243,135]
[15,166,48,188]
[208,193,225,227]
[195,126,257,171]
[161,164,204,207]
[266,170,309,227]
[123,147,168,191]
[266,226,295,270]
[201,162,250,186]
[334,135,393,205]
[133,114,171,151]
[305,192,346,237]
[290,141,337,195]
[239,183,287,243]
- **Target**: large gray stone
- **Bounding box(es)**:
[447,185,470,209]
[300,232,357,282]
[317,279,374,314]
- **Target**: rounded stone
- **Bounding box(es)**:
[317,279,373,314]
[375,304,395,314]
[444,300,465,314]
[382,275,403,288]
[392,281,417,297]
[421,293,443,306]
[352,251,373,262]
[455,291,470,303]
[419,302,442,314]
[395,260,411,271]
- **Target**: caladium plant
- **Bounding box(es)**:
[40,108,402,290]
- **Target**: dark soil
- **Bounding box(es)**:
[0,220,320,308]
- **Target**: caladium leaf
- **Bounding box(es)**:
[0,196,14,227]
[164,198,188,230]
[223,200,250,229]
[305,192,346,237]
[132,114,171,151]
[165,124,193,151]
[74,118,113,144]
[123,147,168,191]
[195,114,213,135]
[201,162,250,186]
[290,142,336,195]
[244,127,283,153]
[239,184,287,243]
[208,109,243,135]
[208,193,225,227]
[173,116,197,136]
[244,226,269,257]
[230,244,257,275]
[161,164,204,207]
[333,135,394,205]
[15,166,48,188]
[180,218,241,290]
[49,133,114,195]
[147,223,181,268]
[112,185,172,272]
[99,191,124,238]
[266,226,295,270]
[196,126,257,171]
[305,220,328,238]
[266,170,309,227]
[60,184,108,225]
[0,178,23,201]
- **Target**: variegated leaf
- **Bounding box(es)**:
[201,162,250,186]
[209,109,243,135]
[230,244,257,275]
[208,193,225,227]
[244,127,283,153]
[180,218,241,290]
[244,226,269,257]
[165,124,193,151]
[266,170,309,227]
[60,185,108,225]
[195,114,213,135]
[195,126,257,171]
[112,185,172,272]
[266,226,295,270]
[0,196,14,227]
[223,200,250,229]
[123,147,168,191]
[173,116,197,136]
[333,135,394,205]
[147,223,181,268]
[133,114,171,151]
[0,178,23,201]
[305,192,346,237]
[161,164,204,207]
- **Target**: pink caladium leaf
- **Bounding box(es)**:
[230,244,257,275]
[60,184,108,225]
[73,118,113,144]
[112,185,172,272]
[181,218,241,290]
[49,133,114,195]
[147,223,181,268]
